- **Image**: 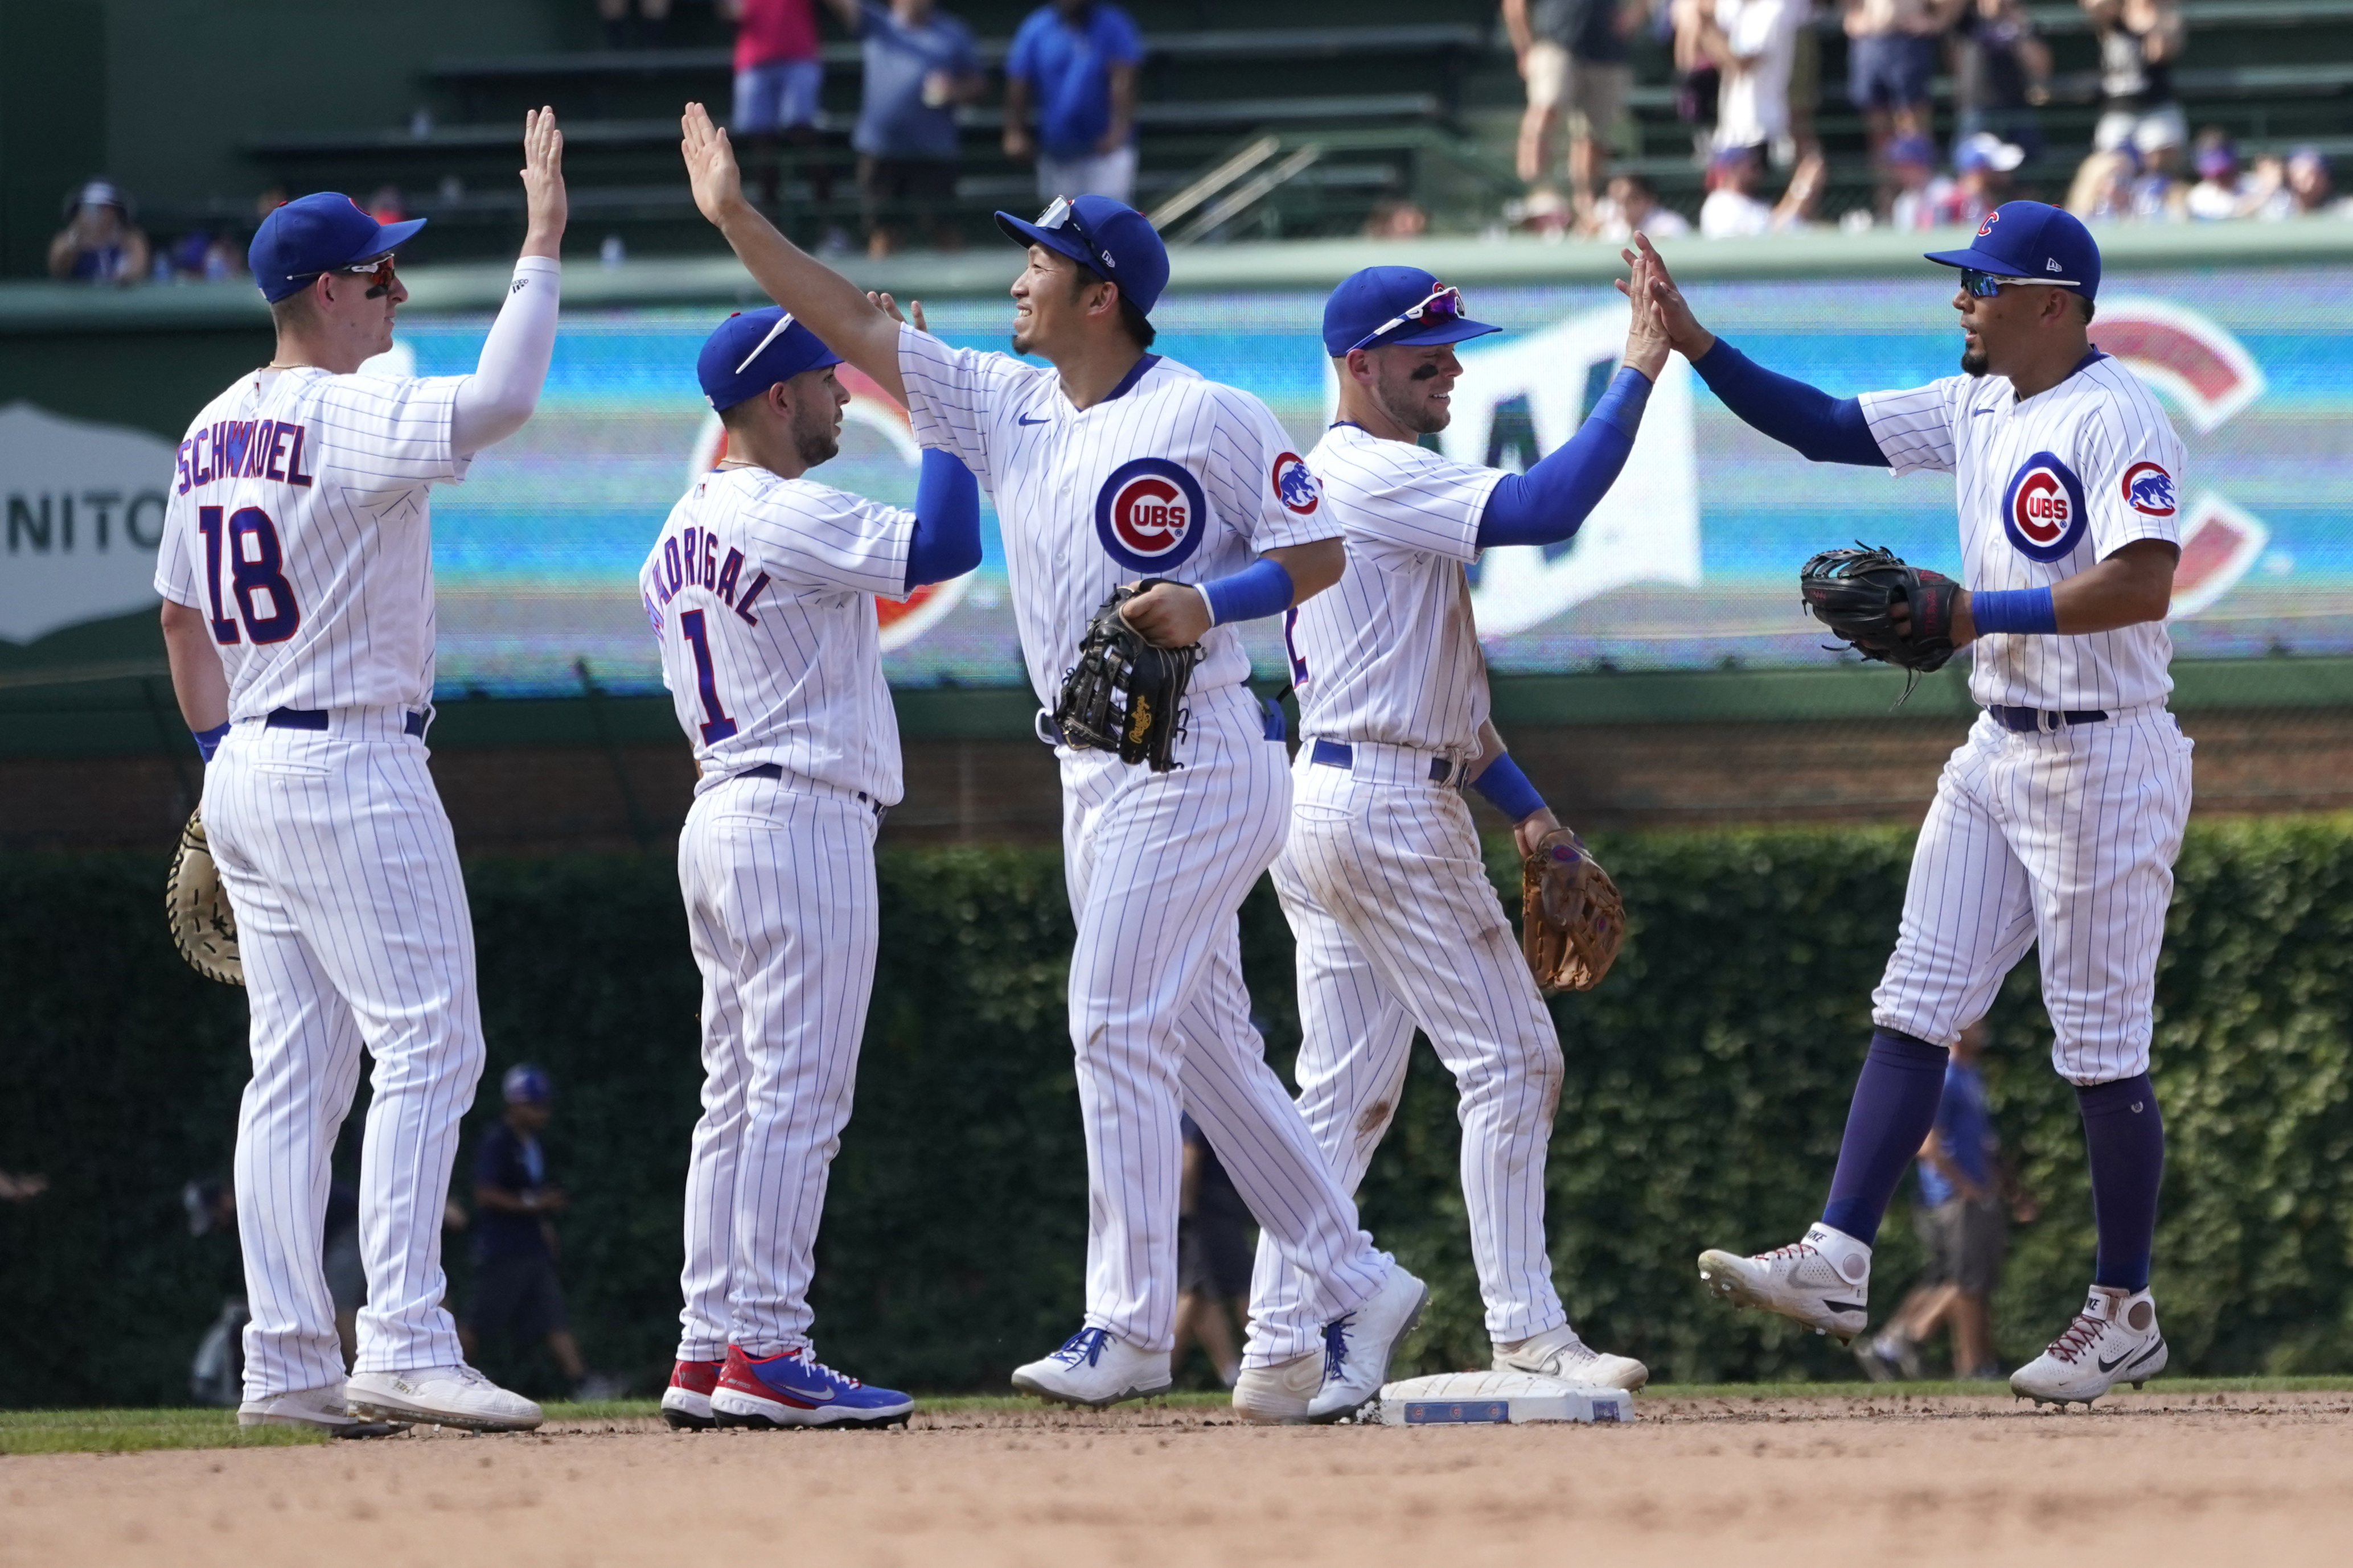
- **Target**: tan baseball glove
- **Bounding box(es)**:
[1520,828,1624,994]
[167,809,244,986]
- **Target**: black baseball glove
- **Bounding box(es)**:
[1800,543,1961,700]
[1055,580,1203,772]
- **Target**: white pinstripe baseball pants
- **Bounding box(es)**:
[1873,707,2194,1083]
[202,710,482,1398]
[1061,685,1391,1366]
[1255,750,1567,1355]
[675,776,881,1361]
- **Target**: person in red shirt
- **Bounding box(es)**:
[722,0,839,220]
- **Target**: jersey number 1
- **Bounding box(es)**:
[196,505,301,644]
[678,610,738,743]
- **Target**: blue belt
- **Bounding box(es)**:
[1986,705,2108,734]
[1308,738,1460,784]
[266,707,426,738]
[733,762,886,818]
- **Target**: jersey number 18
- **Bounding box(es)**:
[196,505,302,645]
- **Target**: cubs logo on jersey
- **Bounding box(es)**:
[1271,451,1319,516]
[2001,450,2088,562]
[2121,460,2177,518]
[1095,456,1207,572]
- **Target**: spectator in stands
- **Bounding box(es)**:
[722,0,840,225]
[1002,0,1143,203]
[1699,141,1822,236]
[598,0,673,49]
[2085,0,2186,168]
[2249,146,2349,220]
[1943,130,2023,228]
[1884,133,1952,230]
[0,1170,46,1202]
[1842,0,1953,164]
[1170,1116,1249,1389]
[2067,145,2138,220]
[1362,198,1430,238]
[1695,0,1806,163]
[1593,171,1691,241]
[1505,0,1642,227]
[2185,128,2253,221]
[47,180,150,285]
[1952,0,2050,162]
[459,1065,613,1399]
[834,0,984,256]
[1671,0,1723,153]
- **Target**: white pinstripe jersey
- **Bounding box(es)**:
[894,324,1339,707]
[1290,422,1502,754]
[640,466,913,801]
[1858,352,2185,711]
[153,369,469,719]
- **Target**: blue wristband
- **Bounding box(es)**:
[1470,752,1546,822]
[1198,557,1295,626]
[1966,586,2058,636]
[192,721,230,763]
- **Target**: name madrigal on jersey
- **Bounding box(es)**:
[174,419,317,492]
[644,521,773,633]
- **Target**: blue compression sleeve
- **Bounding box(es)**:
[1199,557,1295,625]
[1470,752,1546,822]
[1968,586,2058,635]
[192,721,230,763]
[1689,339,1889,467]
[904,447,982,591]
[1477,366,1652,549]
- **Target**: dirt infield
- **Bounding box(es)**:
[7,1390,2352,1567]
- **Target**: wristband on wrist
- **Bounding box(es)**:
[192,721,231,763]
[1966,585,2057,636]
[1470,752,1546,822]
[1197,557,1295,627]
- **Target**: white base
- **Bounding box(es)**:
[1366,1370,1637,1426]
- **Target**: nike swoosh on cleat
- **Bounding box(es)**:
[750,1378,837,1403]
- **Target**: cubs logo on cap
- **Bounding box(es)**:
[2121,460,2177,518]
[2002,450,2089,562]
[1927,200,2102,302]
[1271,452,1319,516]
[1095,457,1206,573]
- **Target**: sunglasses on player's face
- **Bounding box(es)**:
[1033,196,1119,284]
[1348,284,1467,353]
[1960,266,2077,299]
[292,253,400,299]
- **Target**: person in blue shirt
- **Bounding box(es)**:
[829,0,985,256]
[1857,1023,2014,1380]
[459,1065,607,1397]
[1001,0,1143,203]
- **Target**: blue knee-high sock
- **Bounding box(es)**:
[2079,1073,2164,1293]
[1818,1029,1951,1245]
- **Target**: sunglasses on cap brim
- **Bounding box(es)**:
[1033,196,1119,283]
[291,253,400,299]
[1348,284,1467,353]
[1960,266,2079,298]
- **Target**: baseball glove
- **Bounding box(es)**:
[1055,580,1204,773]
[1521,828,1625,994]
[1798,543,1960,702]
[167,808,244,986]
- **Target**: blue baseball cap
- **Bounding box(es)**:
[248,192,426,303]
[995,194,1170,315]
[696,307,844,413]
[1321,266,1501,357]
[1925,200,2102,301]
[502,1064,553,1105]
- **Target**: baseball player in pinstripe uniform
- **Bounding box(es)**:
[647,308,980,1431]
[1247,264,1672,1398]
[1633,205,2190,1405]
[153,112,570,1434]
[679,101,1427,1425]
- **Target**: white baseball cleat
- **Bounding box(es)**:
[1231,1349,1324,1425]
[1493,1324,1649,1391]
[1009,1327,1172,1408]
[1307,1264,1430,1423]
[344,1364,543,1432]
[2011,1285,2167,1406]
[237,1382,406,1438]
[1696,1222,1872,1344]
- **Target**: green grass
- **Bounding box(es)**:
[14,1379,2352,1455]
